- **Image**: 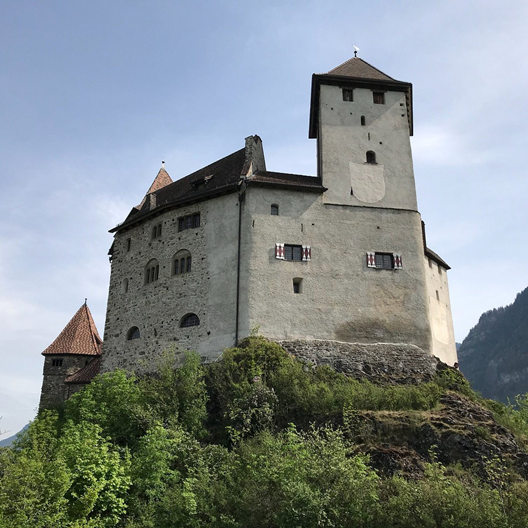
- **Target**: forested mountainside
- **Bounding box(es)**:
[3,337,528,527]
[458,286,528,402]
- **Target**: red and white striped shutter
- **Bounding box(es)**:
[393,253,403,269]
[275,243,285,259]
[302,245,311,261]
[366,252,376,268]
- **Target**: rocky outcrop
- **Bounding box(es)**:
[347,392,528,479]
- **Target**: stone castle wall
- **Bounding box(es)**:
[277,339,442,385]
[39,355,89,409]
[242,186,435,356]
[101,192,241,373]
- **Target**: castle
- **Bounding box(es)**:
[40,56,457,408]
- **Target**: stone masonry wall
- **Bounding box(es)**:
[39,355,89,409]
[101,192,241,373]
[277,339,442,385]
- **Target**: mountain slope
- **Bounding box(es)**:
[458,286,528,402]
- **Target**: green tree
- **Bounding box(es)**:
[64,370,143,447]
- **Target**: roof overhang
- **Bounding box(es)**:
[109,182,240,234]
[425,247,451,270]
[309,74,413,138]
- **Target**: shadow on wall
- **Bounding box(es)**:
[335,318,430,351]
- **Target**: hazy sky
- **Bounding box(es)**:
[2,0,527,438]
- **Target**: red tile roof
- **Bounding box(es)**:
[137,167,173,208]
[65,357,101,384]
[42,303,102,357]
[324,57,396,81]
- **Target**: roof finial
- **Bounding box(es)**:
[161,160,165,169]
[84,298,87,305]
[353,45,360,58]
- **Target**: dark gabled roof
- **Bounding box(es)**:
[325,57,396,81]
[111,136,327,233]
[65,357,101,384]
[248,171,326,192]
[112,147,247,233]
[42,303,102,357]
[309,56,413,138]
[425,247,451,270]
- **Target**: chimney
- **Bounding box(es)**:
[242,135,266,177]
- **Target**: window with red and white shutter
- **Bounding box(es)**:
[275,244,311,262]
[366,252,403,270]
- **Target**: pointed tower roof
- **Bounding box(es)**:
[136,165,173,209]
[325,56,395,81]
[309,56,413,138]
[42,302,102,356]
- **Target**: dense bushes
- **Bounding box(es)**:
[2,337,528,527]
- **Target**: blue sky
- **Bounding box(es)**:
[2,0,528,437]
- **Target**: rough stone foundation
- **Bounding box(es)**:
[276,339,443,385]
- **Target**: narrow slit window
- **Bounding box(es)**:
[361,116,366,126]
[293,278,303,294]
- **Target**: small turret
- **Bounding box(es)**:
[39,302,102,410]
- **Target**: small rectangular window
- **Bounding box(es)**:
[178,213,201,232]
[375,253,394,269]
[342,89,354,102]
[373,92,385,104]
[51,358,63,367]
[293,278,303,293]
[284,245,303,261]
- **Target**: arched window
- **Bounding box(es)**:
[271,204,279,216]
[127,326,140,340]
[145,259,160,284]
[366,151,376,164]
[173,250,192,276]
[361,115,366,126]
[180,313,200,328]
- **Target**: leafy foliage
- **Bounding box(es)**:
[4,339,528,526]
